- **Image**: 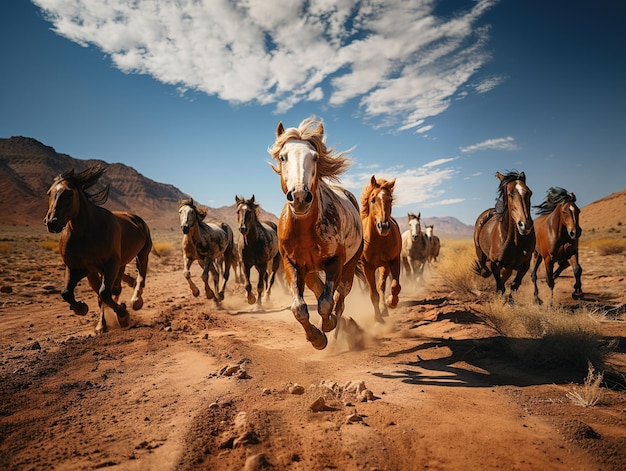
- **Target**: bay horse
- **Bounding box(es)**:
[424,224,441,263]
[178,198,235,306]
[530,187,583,305]
[400,212,429,286]
[473,171,535,299]
[44,166,152,333]
[360,175,402,323]
[235,194,281,308]
[269,116,363,350]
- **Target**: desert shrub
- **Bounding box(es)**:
[153,241,176,257]
[0,241,10,254]
[37,240,59,252]
[436,239,490,299]
[581,237,626,255]
[479,300,612,369]
[566,362,604,407]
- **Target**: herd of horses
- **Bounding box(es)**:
[44,116,583,348]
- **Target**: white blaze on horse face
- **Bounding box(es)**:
[280,140,317,215]
[408,217,421,240]
[425,226,433,238]
[179,205,194,233]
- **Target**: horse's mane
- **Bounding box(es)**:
[269,115,352,183]
[534,187,575,215]
[360,177,395,219]
[179,198,207,221]
[495,170,525,217]
[56,165,110,205]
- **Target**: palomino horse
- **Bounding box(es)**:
[530,187,583,305]
[360,175,402,323]
[269,116,363,350]
[235,195,281,308]
[178,198,235,305]
[44,166,152,333]
[473,171,535,299]
[424,224,441,263]
[401,212,429,286]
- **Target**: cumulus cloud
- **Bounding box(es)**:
[460,136,518,153]
[34,0,498,130]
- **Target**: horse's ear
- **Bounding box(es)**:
[417,212,421,219]
[389,178,396,189]
[251,194,255,203]
[569,192,576,202]
[235,195,242,204]
[407,212,413,219]
[276,122,285,137]
[370,175,377,186]
[519,171,526,182]
[496,171,504,181]
[316,121,324,136]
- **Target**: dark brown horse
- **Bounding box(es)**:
[531,187,583,305]
[178,198,235,306]
[360,175,402,323]
[269,116,363,350]
[44,166,152,333]
[473,171,535,299]
[235,195,281,308]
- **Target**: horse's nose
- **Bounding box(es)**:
[286,186,313,213]
[377,220,390,233]
[239,225,247,234]
[517,219,533,235]
[45,217,61,233]
[181,225,189,234]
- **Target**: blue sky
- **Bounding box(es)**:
[1,0,625,225]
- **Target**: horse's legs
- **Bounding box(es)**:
[61,267,89,315]
[386,258,401,310]
[318,256,342,333]
[363,263,383,323]
[490,261,506,295]
[244,263,256,305]
[531,252,544,305]
[377,267,390,317]
[87,272,108,334]
[509,261,531,303]
[255,262,269,308]
[265,253,281,301]
[183,256,201,297]
[200,257,217,301]
[99,261,130,328]
[569,254,583,299]
[130,241,150,310]
[218,251,232,302]
[284,260,327,350]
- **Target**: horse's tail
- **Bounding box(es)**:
[221,222,236,263]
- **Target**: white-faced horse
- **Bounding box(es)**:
[269,116,363,350]
[401,212,429,286]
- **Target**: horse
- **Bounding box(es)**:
[359,175,402,323]
[235,194,281,308]
[269,116,363,350]
[400,212,429,286]
[473,171,535,299]
[44,165,152,333]
[530,187,583,305]
[424,224,441,263]
[178,198,235,305]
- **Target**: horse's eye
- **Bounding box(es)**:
[279,154,286,162]
[371,197,376,205]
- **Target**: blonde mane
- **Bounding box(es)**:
[269,116,352,183]
[179,198,207,221]
[360,177,395,219]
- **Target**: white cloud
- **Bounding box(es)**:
[34,0,498,129]
[460,136,518,153]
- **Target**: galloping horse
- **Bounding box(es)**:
[530,187,583,305]
[424,224,441,263]
[269,116,363,350]
[235,195,281,308]
[360,175,402,323]
[44,166,152,333]
[473,171,535,299]
[401,212,429,286]
[178,198,235,305]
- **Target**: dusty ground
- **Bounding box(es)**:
[1,226,625,471]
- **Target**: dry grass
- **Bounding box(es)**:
[37,239,59,252]
[479,299,612,369]
[436,239,490,299]
[581,237,626,255]
[153,241,176,257]
[0,241,10,254]
[566,362,604,407]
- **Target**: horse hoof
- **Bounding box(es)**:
[73,302,89,316]
[117,313,130,328]
[321,314,337,333]
[374,314,386,324]
[308,328,328,350]
[387,295,398,309]
[247,293,256,305]
[132,298,144,310]
[572,291,584,300]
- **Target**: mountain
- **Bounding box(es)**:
[579,188,626,238]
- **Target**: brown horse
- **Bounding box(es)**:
[530,187,583,305]
[473,171,535,299]
[424,224,440,263]
[360,175,402,323]
[44,166,152,333]
[235,195,281,308]
[178,198,235,305]
[401,212,429,286]
[269,116,363,350]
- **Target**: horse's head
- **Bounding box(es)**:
[269,116,351,217]
[425,224,434,238]
[178,198,205,234]
[44,166,108,233]
[362,175,395,235]
[496,171,533,236]
[407,212,422,241]
[559,193,582,240]
[235,195,258,236]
